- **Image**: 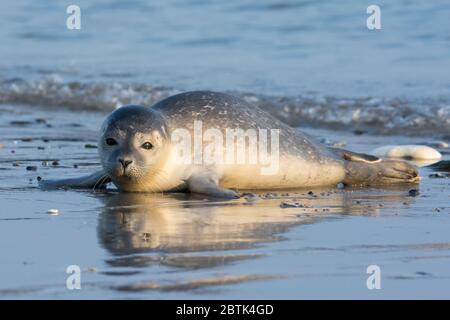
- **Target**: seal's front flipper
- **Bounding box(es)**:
[186,174,239,199]
[332,148,381,163]
[39,170,111,190]
[344,159,419,186]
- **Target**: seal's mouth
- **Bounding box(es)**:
[102,159,152,183]
[106,165,134,180]
[115,171,136,180]
[110,165,147,182]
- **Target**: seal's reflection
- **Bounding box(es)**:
[97,192,320,255]
[96,186,416,270]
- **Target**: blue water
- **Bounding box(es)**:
[1,0,449,98]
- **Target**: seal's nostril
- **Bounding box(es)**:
[119,159,132,168]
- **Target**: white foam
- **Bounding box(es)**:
[1,77,450,137]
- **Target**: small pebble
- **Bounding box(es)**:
[429,173,449,179]
[241,193,259,202]
[47,209,59,216]
[26,166,37,171]
[52,161,59,166]
[10,120,32,126]
[280,201,306,208]
[264,192,278,199]
[408,189,419,197]
[353,129,368,135]
[37,146,45,150]
[332,141,347,148]
[416,271,432,276]
[336,182,345,189]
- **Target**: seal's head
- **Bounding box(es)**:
[98,105,169,191]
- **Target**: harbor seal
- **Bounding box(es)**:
[39,91,419,198]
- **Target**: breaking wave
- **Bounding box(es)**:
[1,75,449,137]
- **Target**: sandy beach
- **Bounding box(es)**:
[1,103,449,299]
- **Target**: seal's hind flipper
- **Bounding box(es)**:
[39,170,111,190]
[344,159,419,186]
[332,148,381,163]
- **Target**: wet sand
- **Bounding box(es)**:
[1,104,450,299]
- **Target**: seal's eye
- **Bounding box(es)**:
[105,138,117,146]
[141,142,153,150]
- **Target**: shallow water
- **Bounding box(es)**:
[1,105,450,299]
